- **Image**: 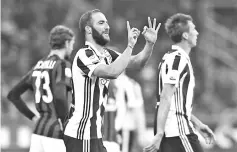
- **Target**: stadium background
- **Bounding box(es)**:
[1,0,237,152]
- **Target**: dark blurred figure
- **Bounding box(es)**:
[7,25,75,152]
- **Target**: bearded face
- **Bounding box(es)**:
[91,26,110,46]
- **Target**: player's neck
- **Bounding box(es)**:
[175,42,191,55]
[86,38,105,54]
[49,49,66,59]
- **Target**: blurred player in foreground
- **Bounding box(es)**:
[115,73,148,152]
[144,13,215,152]
[104,72,148,152]
[7,25,74,152]
[103,80,120,152]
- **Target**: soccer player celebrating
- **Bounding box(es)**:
[7,25,74,152]
[63,9,160,152]
[144,13,215,152]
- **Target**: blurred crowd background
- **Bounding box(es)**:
[1,0,237,152]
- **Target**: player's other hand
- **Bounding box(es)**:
[198,124,216,144]
[127,21,140,49]
[142,17,161,45]
[143,134,162,152]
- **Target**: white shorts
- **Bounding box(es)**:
[29,134,66,152]
[103,141,120,152]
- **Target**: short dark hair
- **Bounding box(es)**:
[79,9,101,37]
[165,13,193,43]
[49,25,74,50]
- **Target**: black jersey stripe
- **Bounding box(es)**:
[90,77,100,138]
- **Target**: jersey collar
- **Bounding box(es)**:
[171,45,190,60]
[85,41,105,58]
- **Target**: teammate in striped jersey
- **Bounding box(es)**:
[63,9,161,152]
[7,25,74,152]
[144,13,215,152]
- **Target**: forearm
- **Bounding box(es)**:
[109,46,133,76]
[54,84,69,122]
[94,46,133,79]
[128,42,154,69]
[7,95,35,120]
[191,114,204,129]
[156,96,172,136]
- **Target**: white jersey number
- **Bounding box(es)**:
[32,71,53,103]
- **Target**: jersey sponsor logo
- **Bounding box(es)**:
[170,76,176,80]
[65,68,72,78]
[168,70,179,81]
[34,60,56,70]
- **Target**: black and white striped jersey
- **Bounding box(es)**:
[64,41,120,140]
[155,45,196,137]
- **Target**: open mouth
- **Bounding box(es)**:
[103,33,109,37]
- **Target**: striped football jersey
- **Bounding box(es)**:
[64,41,120,140]
[155,45,196,137]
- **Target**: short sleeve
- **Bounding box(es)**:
[77,49,103,77]
[162,54,187,86]
[55,60,72,88]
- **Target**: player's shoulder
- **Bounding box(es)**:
[33,56,58,71]
[163,48,186,63]
[166,48,182,57]
[73,45,99,65]
[49,55,65,68]
[77,45,95,57]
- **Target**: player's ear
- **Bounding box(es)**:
[85,26,92,34]
[182,32,188,40]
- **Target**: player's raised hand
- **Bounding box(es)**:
[127,21,140,49]
[142,17,161,45]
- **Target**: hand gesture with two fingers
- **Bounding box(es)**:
[143,17,161,45]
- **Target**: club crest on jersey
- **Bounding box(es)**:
[168,70,179,81]
[65,68,72,78]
